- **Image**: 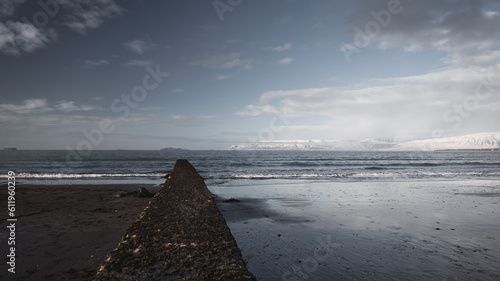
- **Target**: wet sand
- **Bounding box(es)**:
[0,184,157,281]
[212,179,500,280]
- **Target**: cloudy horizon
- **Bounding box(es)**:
[1,0,499,150]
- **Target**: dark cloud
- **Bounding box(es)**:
[60,0,123,34]
[344,0,500,52]
[123,39,156,54]
[0,0,123,55]
[0,0,25,17]
[0,21,56,55]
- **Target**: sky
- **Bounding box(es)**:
[0,0,499,150]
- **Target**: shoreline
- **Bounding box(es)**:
[1,184,158,280]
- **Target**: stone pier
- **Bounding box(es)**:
[94,159,256,280]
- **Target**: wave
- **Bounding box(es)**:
[0,173,165,179]
[1,170,499,181]
[365,166,386,170]
[247,162,499,168]
[205,173,354,180]
[204,171,500,180]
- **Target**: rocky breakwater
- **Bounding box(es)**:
[94,159,256,280]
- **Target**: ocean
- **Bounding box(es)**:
[0,150,499,185]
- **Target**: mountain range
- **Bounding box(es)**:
[227,132,500,151]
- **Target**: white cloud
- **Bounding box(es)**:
[123,39,156,54]
[237,50,500,138]
[0,0,26,17]
[190,53,253,70]
[263,42,293,51]
[122,59,153,67]
[0,99,53,114]
[84,59,109,67]
[236,104,282,117]
[0,99,101,134]
[0,99,96,115]
[0,21,56,55]
[277,57,294,64]
[216,74,230,80]
[55,101,94,112]
[483,10,499,19]
[344,0,500,54]
[0,113,102,128]
[62,0,123,34]
[170,115,187,120]
[0,0,122,55]
[324,0,500,138]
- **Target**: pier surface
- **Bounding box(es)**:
[94,159,256,280]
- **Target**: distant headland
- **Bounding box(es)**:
[160,147,189,151]
[3,147,17,151]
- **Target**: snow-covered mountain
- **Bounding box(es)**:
[227,132,500,151]
[387,132,500,151]
[227,138,410,151]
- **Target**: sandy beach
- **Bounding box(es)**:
[1,178,499,280]
[1,184,158,281]
[212,179,500,280]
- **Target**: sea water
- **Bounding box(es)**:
[0,150,499,185]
